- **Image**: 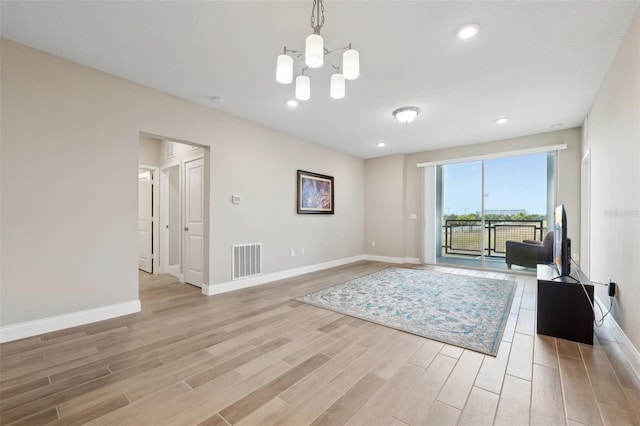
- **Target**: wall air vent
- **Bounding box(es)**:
[232,243,262,280]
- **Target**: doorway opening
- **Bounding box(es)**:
[138,133,210,289]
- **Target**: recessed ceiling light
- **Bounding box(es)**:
[211,95,224,104]
[393,107,421,124]
[551,123,563,129]
[458,23,480,40]
[377,141,385,148]
[495,117,509,125]
[286,99,299,107]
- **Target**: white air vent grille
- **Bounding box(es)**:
[232,243,262,280]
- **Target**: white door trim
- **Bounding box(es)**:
[580,150,591,275]
[139,165,160,274]
[183,155,205,287]
[159,162,181,277]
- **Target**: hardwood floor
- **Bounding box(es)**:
[1,261,639,425]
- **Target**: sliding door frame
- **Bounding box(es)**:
[419,144,567,267]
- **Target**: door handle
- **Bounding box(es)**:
[184,226,189,231]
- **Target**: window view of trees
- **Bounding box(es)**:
[443,212,547,222]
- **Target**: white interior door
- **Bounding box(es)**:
[184,158,204,287]
[138,170,153,273]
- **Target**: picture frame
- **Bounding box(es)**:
[297,170,334,214]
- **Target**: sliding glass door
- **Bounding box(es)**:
[437,161,484,268]
[436,152,553,270]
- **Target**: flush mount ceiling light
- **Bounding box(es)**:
[286,99,299,107]
[377,141,385,147]
[393,107,421,124]
[495,117,510,125]
[458,23,480,39]
[275,0,359,101]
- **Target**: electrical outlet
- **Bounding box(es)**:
[301,248,305,255]
[290,249,295,257]
[609,279,617,297]
[371,241,376,247]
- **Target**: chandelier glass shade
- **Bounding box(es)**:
[276,54,293,84]
[305,34,324,68]
[295,75,311,101]
[330,73,345,99]
[342,49,360,80]
[275,0,359,101]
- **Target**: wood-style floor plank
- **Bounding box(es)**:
[436,349,484,409]
[309,373,385,426]
[531,364,565,426]
[345,363,423,426]
[474,341,511,394]
[559,354,604,425]
[272,385,342,426]
[457,386,499,426]
[506,332,534,381]
[391,354,457,425]
[218,353,330,424]
[1,261,639,425]
[494,374,531,426]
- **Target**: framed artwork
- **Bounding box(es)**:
[297,170,334,214]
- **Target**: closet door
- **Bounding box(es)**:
[138,171,153,273]
[184,158,204,287]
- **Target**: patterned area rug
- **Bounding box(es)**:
[296,267,516,356]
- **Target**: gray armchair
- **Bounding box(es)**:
[505,231,555,269]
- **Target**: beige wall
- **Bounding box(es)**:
[365,128,582,262]
[1,39,364,327]
[364,155,406,260]
[138,135,161,167]
[583,10,640,350]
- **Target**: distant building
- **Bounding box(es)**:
[484,209,527,216]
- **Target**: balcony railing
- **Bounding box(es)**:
[443,219,545,257]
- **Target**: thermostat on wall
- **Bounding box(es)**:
[232,195,241,204]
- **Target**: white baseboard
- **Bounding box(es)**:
[597,296,640,380]
[363,255,422,265]
[202,254,424,296]
[0,300,141,343]
[363,255,406,264]
[202,255,366,296]
[168,264,181,277]
[364,254,405,264]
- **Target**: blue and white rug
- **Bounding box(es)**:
[296,267,516,356]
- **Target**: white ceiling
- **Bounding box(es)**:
[2,1,638,159]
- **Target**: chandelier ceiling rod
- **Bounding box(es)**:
[311,0,324,34]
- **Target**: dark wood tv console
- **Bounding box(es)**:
[536,264,594,344]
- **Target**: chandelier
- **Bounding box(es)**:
[275,0,360,101]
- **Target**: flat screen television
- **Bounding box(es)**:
[553,204,571,276]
